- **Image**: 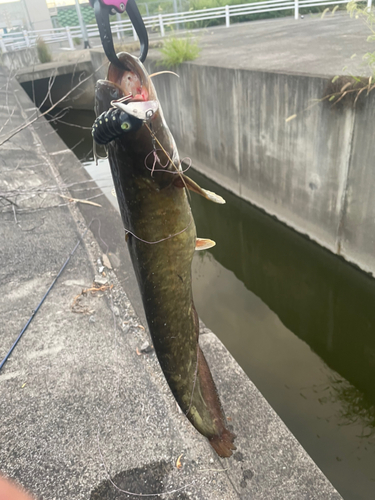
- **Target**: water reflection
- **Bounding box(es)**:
[189,170,375,499]
[190,169,375,409]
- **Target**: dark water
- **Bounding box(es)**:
[50,109,375,500]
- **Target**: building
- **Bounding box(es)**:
[0,0,53,32]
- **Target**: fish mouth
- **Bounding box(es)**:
[107,52,152,103]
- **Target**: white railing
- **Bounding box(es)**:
[0,0,372,53]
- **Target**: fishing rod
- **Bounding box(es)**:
[0,224,92,373]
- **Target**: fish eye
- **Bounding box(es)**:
[121,122,131,130]
[110,88,121,99]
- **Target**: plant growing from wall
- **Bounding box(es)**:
[286,4,375,121]
[36,37,52,64]
[347,1,375,79]
[325,2,375,105]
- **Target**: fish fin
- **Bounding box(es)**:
[196,238,216,251]
[209,429,237,458]
[201,189,226,204]
[196,347,237,458]
[174,175,226,204]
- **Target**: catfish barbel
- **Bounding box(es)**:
[93,52,236,457]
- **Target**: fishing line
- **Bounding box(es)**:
[124,216,192,245]
[0,220,94,372]
[145,147,169,176]
[144,149,192,176]
[176,157,192,173]
[144,122,193,206]
[144,123,178,173]
[93,140,108,164]
[144,123,189,191]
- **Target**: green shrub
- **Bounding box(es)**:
[347,1,375,79]
[36,37,52,64]
[159,35,200,67]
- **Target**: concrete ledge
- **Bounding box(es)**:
[0,68,342,499]
[0,47,39,72]
[16,56,92,84]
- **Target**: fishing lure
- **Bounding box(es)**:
[92,108,142,145]
[92,97,159,145]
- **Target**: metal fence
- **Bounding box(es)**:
[0,0,372,53]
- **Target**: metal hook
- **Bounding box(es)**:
[90,0,149,68]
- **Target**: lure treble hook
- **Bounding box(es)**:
[90,0,149,67]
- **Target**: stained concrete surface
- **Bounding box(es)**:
[194,12,373,77]
[0,70,343,499]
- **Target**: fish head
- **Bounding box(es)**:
[107,52,154,102]
[95,52,178,181]
[95,79,123,116]
[95,52,158,120]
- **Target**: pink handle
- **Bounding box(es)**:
[100,0,128,13]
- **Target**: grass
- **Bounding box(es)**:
[347,1,375,80]
[36,37,52,64]
[159,35,200,68]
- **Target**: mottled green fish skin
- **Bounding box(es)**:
[95,53,236,457]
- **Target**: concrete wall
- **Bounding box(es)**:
[18,59,96,110]
[147,61,375,276]
[1,47,39,71]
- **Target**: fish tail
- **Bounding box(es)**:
[209,428,237,458]
[197,347,236,457]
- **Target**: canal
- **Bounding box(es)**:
[49,108,375,500]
